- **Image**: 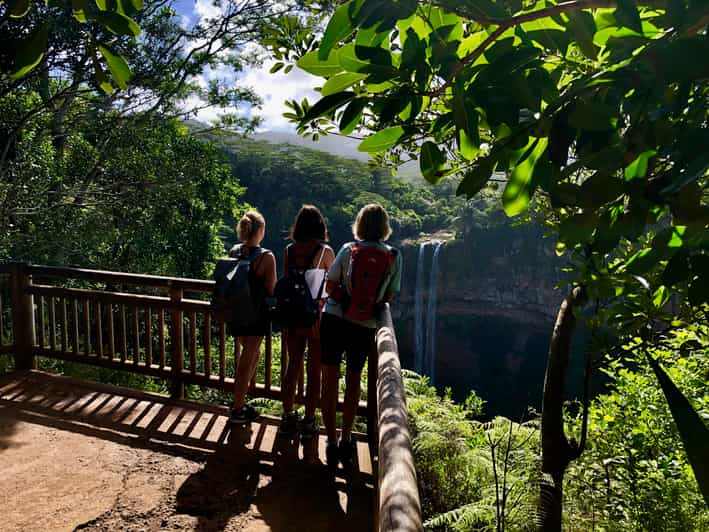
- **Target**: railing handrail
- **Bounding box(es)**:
[376,304,423,532]
[4,262,215,292]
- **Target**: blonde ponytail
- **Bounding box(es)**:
[236,210,265,241]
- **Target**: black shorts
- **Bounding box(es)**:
[320,312,375,373]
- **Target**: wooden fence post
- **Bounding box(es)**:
[367,344,378,448]
[170,286,184,399]
[11,262,36,370]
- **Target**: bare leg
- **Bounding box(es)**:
[341,368,362,439]
[232,335,263,410]
[304,336,322,418]
[282,330,306,414]
[322,365,340,442]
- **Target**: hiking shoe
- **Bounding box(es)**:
[278,411,300,435]
[338,437,355,470]
[326,441,339,471]
[298,415,320,440]
[229,404,259,424]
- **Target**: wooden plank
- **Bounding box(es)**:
[132,305,140,364]
[37,296,45,349]
[60,297,68,354]
[107,303,115,360]
[83,299,91,356]
[49,297,56,351]
[189,312,197,375]
[0,292,4,345]
[219,321,226,382]
[119,304,127,363]
[203,313,211,378]
[297,357,305,400]
[145,307,152,367]
[158,308,165,369]
[169,287,184,399]
[264,327,272,391]
[96,301,103,358]
[28,284,209,313]
[72,299,80,356]
[27,264,214,292]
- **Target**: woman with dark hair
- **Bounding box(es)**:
[279,205,335,438]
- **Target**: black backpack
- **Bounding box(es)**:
[274,243,324,328]
[210,245,266,329]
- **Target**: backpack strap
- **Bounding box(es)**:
[307,242,324,270]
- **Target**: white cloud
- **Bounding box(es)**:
[238,59,321,131]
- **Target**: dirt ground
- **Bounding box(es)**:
[0,371,375,532]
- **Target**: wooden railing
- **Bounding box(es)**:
[0,262,423,532]
[376,305,423,532]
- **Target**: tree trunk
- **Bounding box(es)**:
[538,286,586,531]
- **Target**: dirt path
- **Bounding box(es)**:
[0,372,374,532]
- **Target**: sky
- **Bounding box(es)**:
[173,0,320,132]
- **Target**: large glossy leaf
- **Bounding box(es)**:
[568,101,616,131]
[646,353,709,505]
[319,0,357,60]
[457,160,494,197]
[72,0,89,22]
[420,141,447,184]
[98,44,131,90]
[300,92,355,123]
[624,150,657,180]
[502,138,548,216]
[8,0,31,17]
[339,98,368,135]
[10,24,48,79]
[615,0,643,34]
[566,11,598,60]
[297,50,343,77]
[321,72,367,96]
[337,44,369,73]
[358,126,404,153]
[93,11,141,36]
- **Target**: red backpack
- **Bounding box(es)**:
[344,243,395,322]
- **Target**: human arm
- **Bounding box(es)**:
[261,252,277,296]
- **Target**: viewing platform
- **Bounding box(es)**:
[0,370,373,531]
[0,262,423,532]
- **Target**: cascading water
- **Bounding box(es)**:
[424,241,442,384]
[413,242,427,373]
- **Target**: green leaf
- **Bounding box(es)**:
[321,72,367,96]
[93,11,141,36]
[297,50,343,77]
[338,44,369,73]
[502,138,548,216]
[566,11,598,60]
[10,24,48,79]
[339,98,368,135]
[420,141,447,184]
[319,0,356,60]
[559,211,598,246]
[8,0,31,17]
[457,160,494,197]
[661,251,690,286]
[646,353,709,506]
[98,44,131,90]
[615,0,643,34]
[452,89,479,148]
[91,47,115,94]
[129,0,142,10]
[96,0,107,9]
[300,92,355,123]
[568,101,616,131]
[458,129,479,160]
[624,150,656,180]
[358,126,404,153]
[269,62,284,74]
[72,0,88,22]
[652,285,670,309]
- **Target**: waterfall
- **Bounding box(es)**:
[424,241,442,384]
[413,242,427,373]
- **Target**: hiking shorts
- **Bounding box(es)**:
[320,312,375,373]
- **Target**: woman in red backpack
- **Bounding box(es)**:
[279,205,335,438]
[229,210,277,424]
[320,203,401,470]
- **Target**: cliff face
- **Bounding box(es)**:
[392,224,572,418]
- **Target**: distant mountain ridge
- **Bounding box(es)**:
[251,131,370,162]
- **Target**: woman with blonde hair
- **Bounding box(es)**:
[278,205,335,438]
[228,210,277,424]
[319,203,401,470]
